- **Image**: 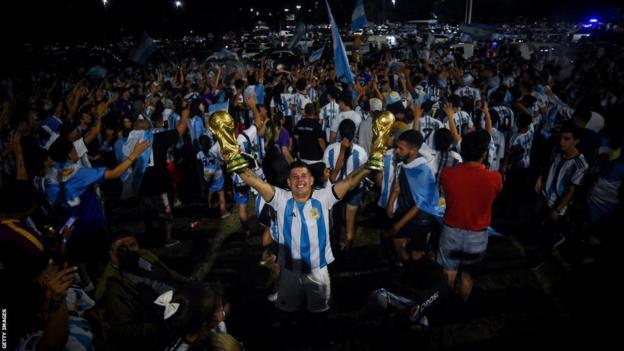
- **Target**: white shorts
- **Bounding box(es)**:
[276,266,331,313]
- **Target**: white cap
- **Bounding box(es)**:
[370,98,383,112]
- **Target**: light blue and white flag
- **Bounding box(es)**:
[309,45,325,63]
[288,21,307,50]
[326,0,354,85]
[208,101,230,115]
[129,32,157,65]
[351,0,368,31]
[85,65,108,78]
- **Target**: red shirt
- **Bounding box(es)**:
[440,163,503,231]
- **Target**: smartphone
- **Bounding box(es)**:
[59,216,77,233]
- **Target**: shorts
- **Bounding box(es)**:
[140,193,173,221]
[342,187,363,207]
[436,224,488,272]
[394,211,437,252]
[233,185,250,205]
[276,266,331,313]
[208,174,225,192]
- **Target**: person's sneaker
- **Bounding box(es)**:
[220,212,231,219]
[267,292,278,302]
[164,239,180,248]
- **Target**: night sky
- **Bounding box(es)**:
[2,0,622,44]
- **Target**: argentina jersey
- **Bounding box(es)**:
[268,187,339,273]
[320,101,339,142]
[323,143,368,182]
[543,153,588,210]
[419,116,444,150]
[509,125,534,170]
[378,149,398,209]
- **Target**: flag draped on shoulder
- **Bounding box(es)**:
[325,0,354,85]
[309,45,325,63]
[129,32,157,65]
[351,0,368,31]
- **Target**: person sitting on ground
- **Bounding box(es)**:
[95,231,192,350]
[159,283,241,351]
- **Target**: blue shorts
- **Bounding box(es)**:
[436,224,488,272]
[342,187,363,207]
[233,185,250,205]
[208,174,224,192]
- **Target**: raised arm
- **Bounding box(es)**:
[332,166,371,200]
[83,102,106,145]
[443,103,462,144]
[177,104,190,137]
[237,168,275,202]
[412,103,423,131]
[104,140,150,180]
[480,101,493,136]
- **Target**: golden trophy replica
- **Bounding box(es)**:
[365,111,395,171]
[208,111,249,173]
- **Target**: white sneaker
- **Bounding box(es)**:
[173,200,182,208]
[267,292,278,302]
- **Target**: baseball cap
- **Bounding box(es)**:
[370,98,383,112]
[386,91,401,105]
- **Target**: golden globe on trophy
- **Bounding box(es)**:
[208,111,249,173]
[365,111,395,171]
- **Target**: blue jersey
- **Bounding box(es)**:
[268,186,339,273]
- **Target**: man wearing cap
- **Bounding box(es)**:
[357,98,383,156]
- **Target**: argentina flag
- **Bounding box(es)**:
[288,21,307,50]
[326,0,354,85]
[351,0,368,31]
[309,45,325,63]
[129,32,157,65]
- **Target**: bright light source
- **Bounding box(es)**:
[589,18,598,23]
[296,5,302,10]
[256,11,260,16]
[284,8,289,12]
[175,1,182,8]
[102,0,108,5]
[391,0,396,6]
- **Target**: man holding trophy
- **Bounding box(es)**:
[208,109,394,344]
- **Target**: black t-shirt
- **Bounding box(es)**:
[294,118,324,161]
[139,129,179,196]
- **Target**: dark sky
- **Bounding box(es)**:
[2,0,622,44]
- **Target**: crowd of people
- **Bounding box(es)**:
[1,27,623,350]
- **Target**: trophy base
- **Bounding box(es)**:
[365,159,384,171]
[227,155,249,173]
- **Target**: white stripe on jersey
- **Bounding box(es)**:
[419,115,444,150]
[268,186,338,273]
[543,152,588,210]
[323,143,368,181]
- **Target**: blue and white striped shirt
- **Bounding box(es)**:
[323,143,368,182]
[319,101,339,141]
[268,186,339,273]
[418,116,444,150]
[378,149,398,209]
[543,152,588,211]
[509,125,535,170]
